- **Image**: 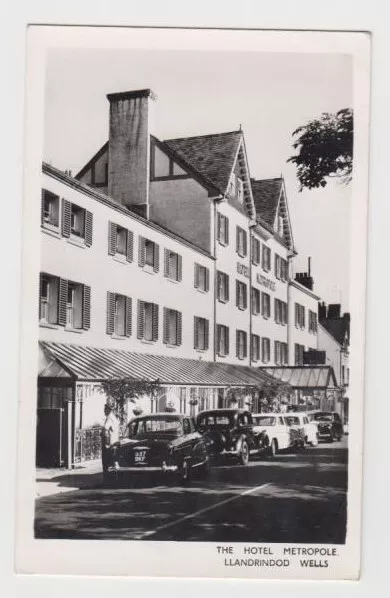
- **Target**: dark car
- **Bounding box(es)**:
[196,409,258,465]
[313,411,343,442]
[105,413,210,485]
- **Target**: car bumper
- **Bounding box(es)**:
[317,432,332,439]
[107,462,178,473]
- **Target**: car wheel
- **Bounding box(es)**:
[269,438,277,457]
[179,459,192,486]
[239,440,249,465]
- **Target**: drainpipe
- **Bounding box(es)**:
[248,223,256,367]
[212,196,224,363]
[287,257,292,365]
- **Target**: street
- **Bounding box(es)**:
[35,438,347,544]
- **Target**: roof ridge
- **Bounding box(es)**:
[251,177,283,183]
[165,130,242,143]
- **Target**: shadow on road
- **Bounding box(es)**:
[35,444,348,544]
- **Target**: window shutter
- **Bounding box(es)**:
[302,307,306,328]
[244,284,247,310]
[61,199,71,237]
[244,333,247,358]
[236,330,240,358]
[243,231,247,256]
[41,190,45,226]
[153,243,160,273]
[295,303,298,326]
[152,303,159,341]
[205,319,209,350]
[38,273,43,319]
[85,211,93,247]
[82,285,91,330]
[177,254,182,282]
[194,264,199,288]
[236,281,239,307]
[138,237,146,267]
[225,216,229,245]
[226,326,230,354]
[205,267,210,292]
[251,237,255,265]
[137,300,144,339]
[58,278,68,326]
[108,222,117,255]
[236,227,240,253]
[274,298,277,322]
[126,230,134,263]
[217,214,222,241]
[225,274,229,302]
[163,307,169,344]
[177,311,182,346]
[194,317,199,349]
[125,296,132,337]
[106,292,115,335]
[164,249,170,278]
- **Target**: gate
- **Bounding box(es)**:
[74,426,102,463]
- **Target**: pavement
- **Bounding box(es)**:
[35,437,348,543]
[36,459,102,498]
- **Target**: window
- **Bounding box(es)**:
[252,236,261,265]
[237,177,244,204]
[274,299,288,325]
[262,337,271,363]
[179,388,187,413]
[275,254,281,279]
[251,334,260,362]
[309,310,318,333]
[164,249,182,282]
[295,303,306,329]
[41,190,59,228]
[251,287,261,315]
[139,237,159,272]
[217,214,229,246]
[236,226,247,257]
[163,308,182,346]
[151,143,188,179]
[60,199,93,246]
[295,343,305,365]
[236,330,247,360]
[277,215,284,237]
[342,365,345,385]
[281,259,288,282]
[217,271,229,303]
[236,280,248,310]
[261,292,271,319]
[137,301,159,342]
[262,245,271,271]
[108,222,134,262]
[275,341,288,365]
[39,274,59,324]
[107,292,132,337]
[194,317,209,351]
[228,175,236,196]
[194,263,210,292]
[217,324,229,356]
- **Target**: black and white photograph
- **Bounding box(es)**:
[15,26,370,580]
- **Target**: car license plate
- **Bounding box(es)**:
[134,450,147,463]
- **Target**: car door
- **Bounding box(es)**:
[276,416,289,449]
[184,417,206,464]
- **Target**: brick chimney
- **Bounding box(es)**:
[107,89,156,218]
[318,302,327,321]
[328,304,341,319]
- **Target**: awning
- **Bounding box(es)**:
[39,341,276,388]
[262,366,338,390]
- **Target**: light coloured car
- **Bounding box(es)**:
[252,413,298,457]
[285,412,319,447]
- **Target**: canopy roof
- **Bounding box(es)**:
[39,342,277,388]
[262,366,338,390]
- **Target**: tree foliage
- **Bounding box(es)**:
[288,108,353,191]
[100,377,161,423]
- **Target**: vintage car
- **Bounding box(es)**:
[105,413,210,485]
[196,409,258,465]
[285,412,319,447]
[252,413,304,456]
[312,411,343,442]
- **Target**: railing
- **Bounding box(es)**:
[74,426,102,463]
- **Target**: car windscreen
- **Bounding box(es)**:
[128,417,182,436]
[314,413,333,422]
[253,416,276,426]
[284,416,300,426]
[198,414,233,426]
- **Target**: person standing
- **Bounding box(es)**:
[101,403,119,474]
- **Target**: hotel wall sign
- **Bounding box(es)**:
[256,273,276,292]
[236,262,250,279]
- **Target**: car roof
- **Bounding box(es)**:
[129,412,189,422]
[197,408,251,416]
[252,413,278,417]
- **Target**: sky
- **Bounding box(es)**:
[44,48,352,308]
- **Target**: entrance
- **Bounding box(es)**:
[36,407,68,467]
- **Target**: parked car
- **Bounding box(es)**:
[285,412,319,447]
[196,409,258,465]
[312,411,344,442]
[252,413,294,456]
[105,413,210,486]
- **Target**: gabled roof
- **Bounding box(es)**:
[262,366,339,390]
[251,177,283,227]
[164,131,242,196]
[321,319,350,347]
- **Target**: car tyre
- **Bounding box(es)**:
[239,440,250,465]
[269,438,277,457]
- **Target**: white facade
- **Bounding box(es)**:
[288,280,319,365]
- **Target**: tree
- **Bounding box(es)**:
[100,377,161,425]
[288,108,353,191]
